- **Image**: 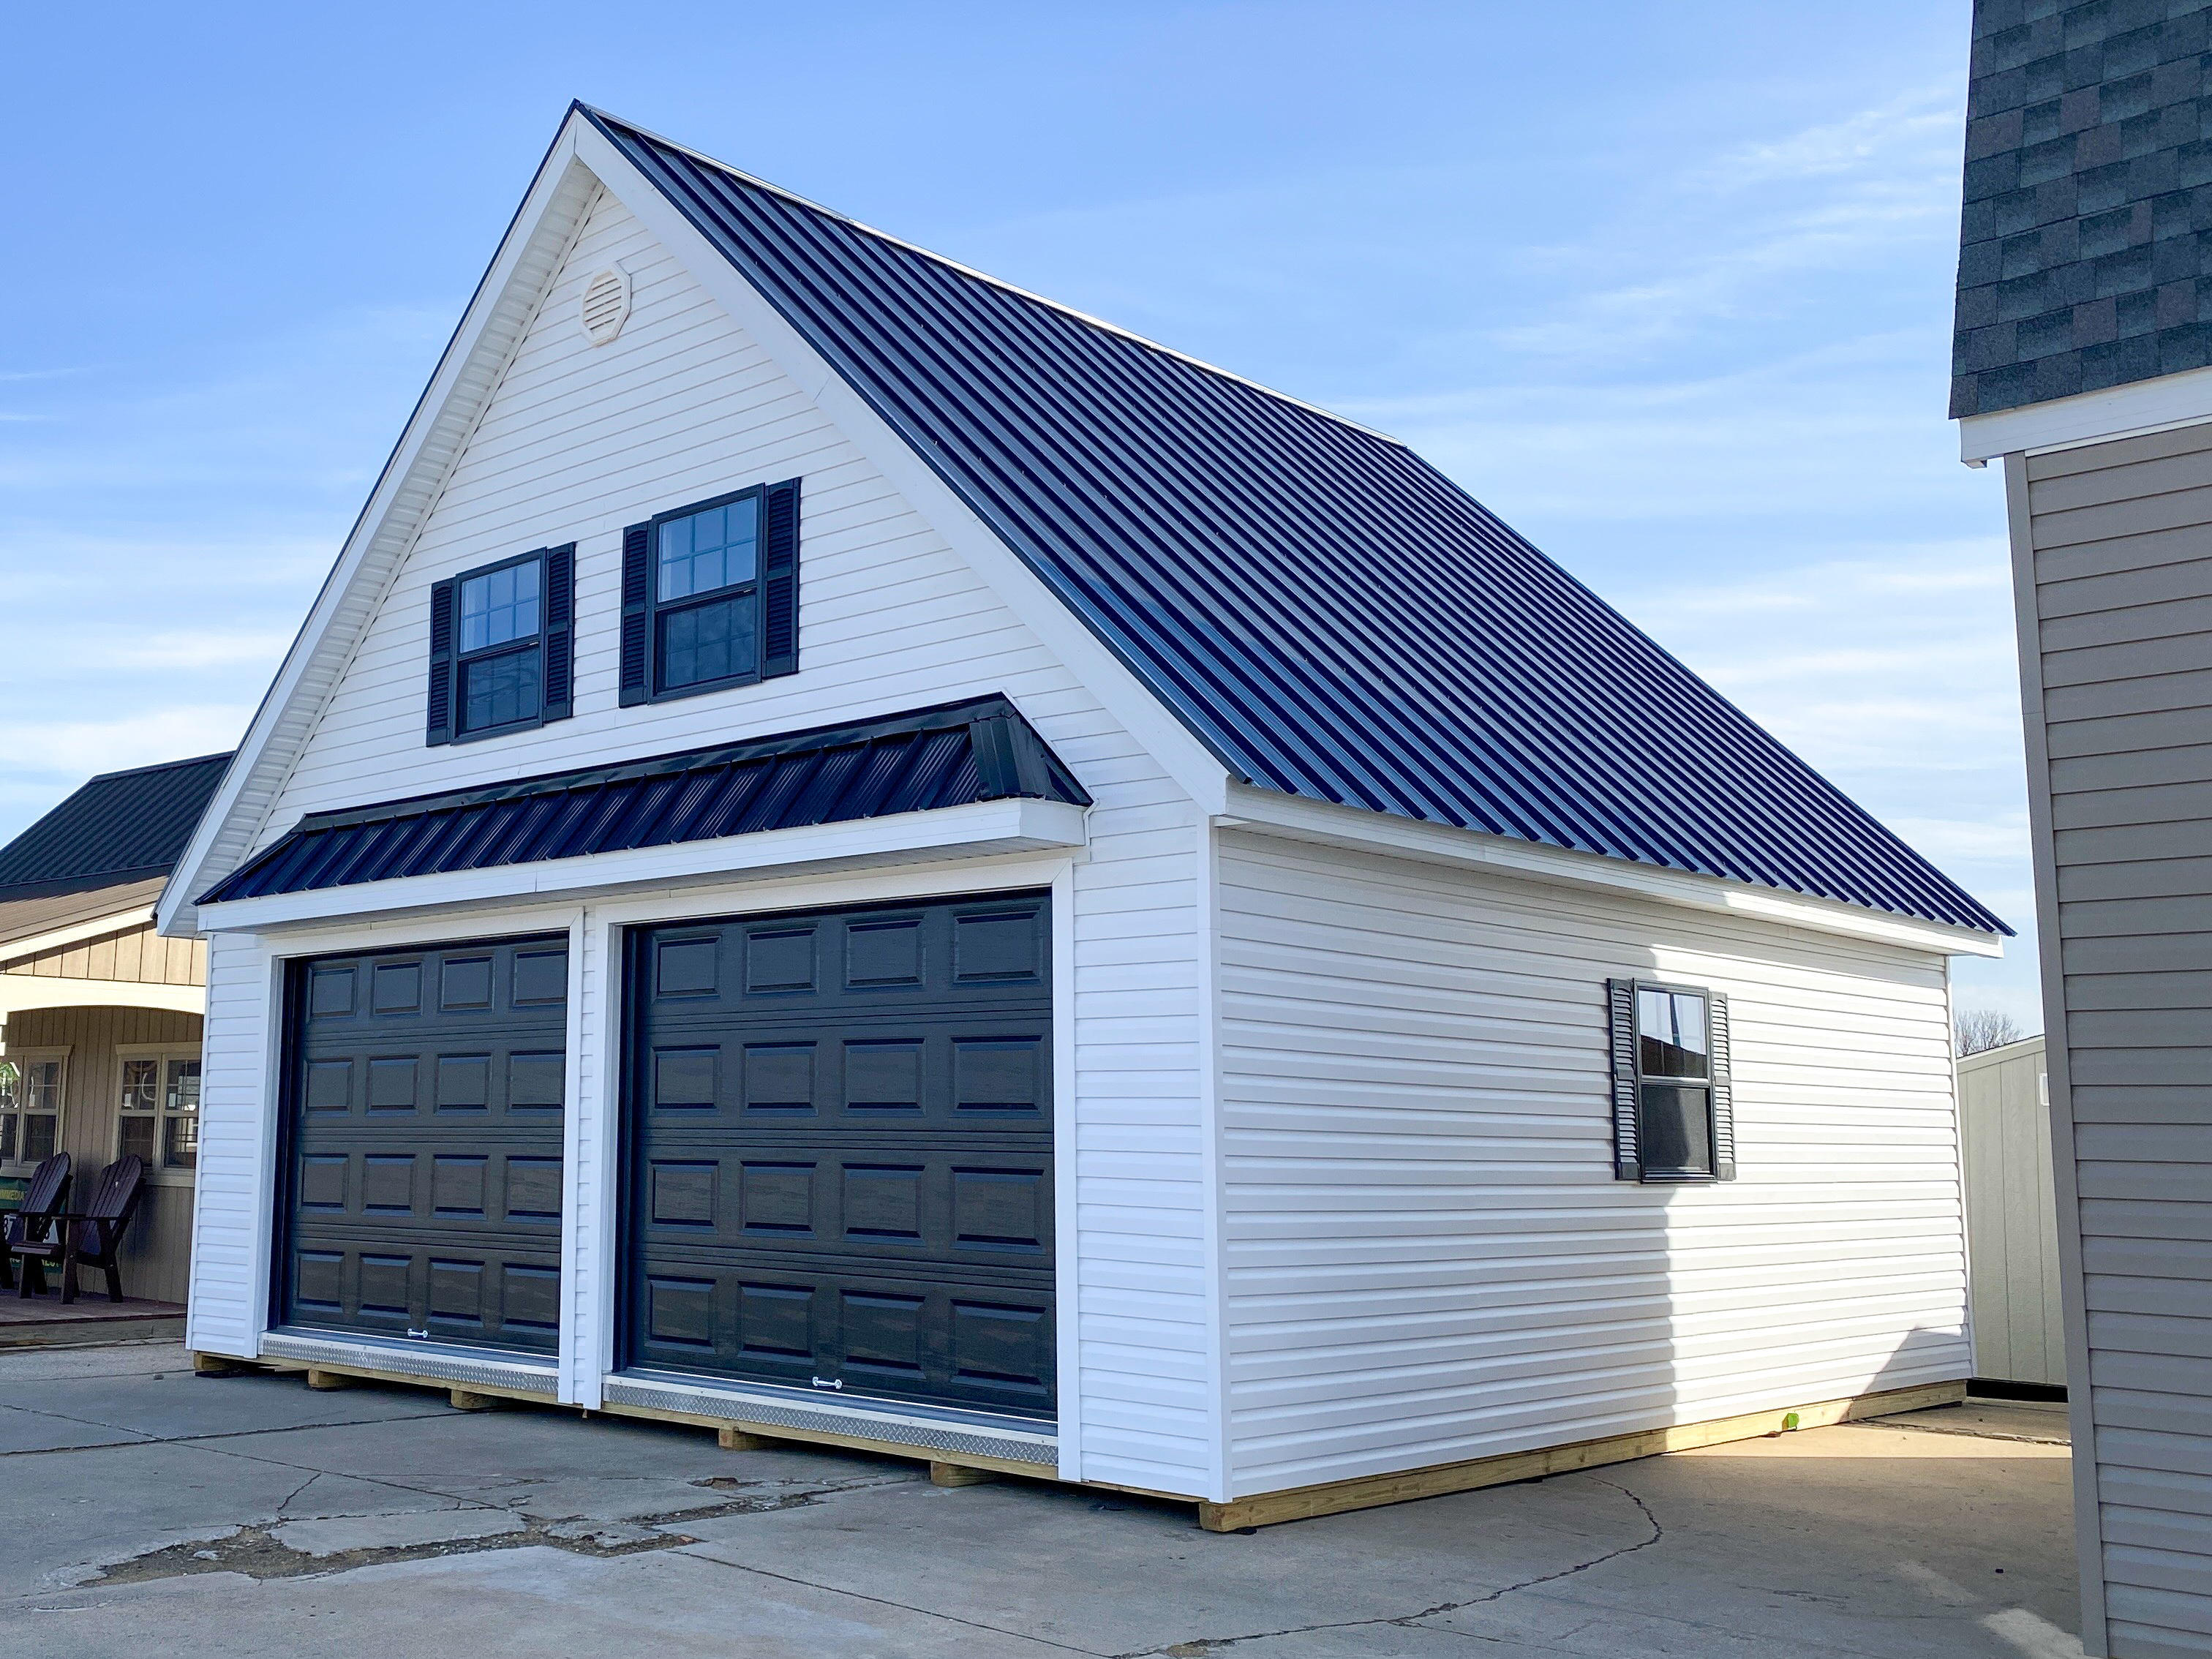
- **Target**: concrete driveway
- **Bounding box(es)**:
[0,1342,2081,1658]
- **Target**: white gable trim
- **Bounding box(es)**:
[159,127,605,938]
[0,902,162,966]
[161,110,1226,940]
[565,119,1231,817]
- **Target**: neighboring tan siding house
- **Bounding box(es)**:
[1955,5,2212,1652]
[0,753,230,1303]
[158,104,2005,1528]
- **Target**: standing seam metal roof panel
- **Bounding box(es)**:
[589,110,2005,936]
[198,698,1085,905]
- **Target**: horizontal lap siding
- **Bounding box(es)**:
[1216,832,1963,1499]
[2028,424,2212,1652]
[199,192,1208,1486]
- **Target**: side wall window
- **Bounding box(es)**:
[0,1049,67,1167]
[621,477,800,706]
[1606,978,1734,1183]
[426,543,575,745]
[117,1047,201,1173]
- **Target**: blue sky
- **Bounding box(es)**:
[3,3,2030,1023]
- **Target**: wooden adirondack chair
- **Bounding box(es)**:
[0,1152,72,1295]
[41,1156,147,1304]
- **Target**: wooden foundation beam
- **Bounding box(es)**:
[304,1368,353,1391]
[192,1352,257,1377]
[718,1425,775,1451]
[449,1387,498,1412]
[1194,1380,1968,1532]
[928,1462,1000,1488]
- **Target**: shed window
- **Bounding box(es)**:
[1606,979,1734,1183]
[426,545,575,745]
[0,1051,65,1167]
[621,478,800,705]
[118,1050,200,1172]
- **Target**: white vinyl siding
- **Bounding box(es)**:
[189,192,1210,1494]
[1214,830,1967,1499]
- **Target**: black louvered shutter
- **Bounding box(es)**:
[761,475,800,679]
[543,543,576,722]
[620,522,651,705]
[1606,978,1639,1181]
[426,579,456,745]
[1709,993,1736,1181]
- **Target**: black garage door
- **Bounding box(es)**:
[277,935,568,1353]
[623,893,1054,1415]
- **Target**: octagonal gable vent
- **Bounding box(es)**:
[581,267,631,345]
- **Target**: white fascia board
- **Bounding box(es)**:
[0,903,160,966]
[0,977,206,1017]
[192,797,1088,936]
[1221,785,2006,960]
[1958,363,2212,462]
[568,121,1232,819]
[158,117,608,941]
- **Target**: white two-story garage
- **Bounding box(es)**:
[159,104,2007,1529]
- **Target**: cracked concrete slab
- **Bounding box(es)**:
[0,1345,2085,1658]
[273,1509,527,1557]
[674,1472,1658,1654]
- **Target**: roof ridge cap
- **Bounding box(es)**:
[81,750,234,785]
[580,105,1406,448]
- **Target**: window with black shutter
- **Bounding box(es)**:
[426,543,575,745]
[620,478,800,706]
[1606,978,1734,1183]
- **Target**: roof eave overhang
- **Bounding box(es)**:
[1220,783,2006,959]
[192,795,1088,936]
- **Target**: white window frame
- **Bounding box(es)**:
[0,1045,69,1172]
[116,1042,203,1187]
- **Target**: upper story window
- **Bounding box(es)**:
[657,494,759,693]
[426,545,574,746]
[621,478,801,706]
[1606,978,1735,1184]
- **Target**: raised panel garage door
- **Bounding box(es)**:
[278,935,568,1353]
[625,893,1053,1416]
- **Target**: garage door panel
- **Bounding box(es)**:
[281,936,568,1355]
[636,1018,1050,1126]
[631,1141,1052,1263]
[628,1252,1056,1411]
[626,894,1054,1414]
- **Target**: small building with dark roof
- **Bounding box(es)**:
[0,750,233,1305]
[159,105,2001,1526]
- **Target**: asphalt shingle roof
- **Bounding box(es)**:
[592,110,2005,936]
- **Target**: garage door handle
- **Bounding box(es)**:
[810,1376,842,1391]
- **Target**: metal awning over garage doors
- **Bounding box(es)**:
[276,935,568,1353]
[623,893,1054,1417]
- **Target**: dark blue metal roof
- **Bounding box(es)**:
[590,108,2006,937]
[0,752,234,905]
[199,698,1084,905]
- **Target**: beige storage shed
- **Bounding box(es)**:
[1957,1036,2063,1391]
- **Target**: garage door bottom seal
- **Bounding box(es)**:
[605,1369,1056,1470]
[261,1328,558,1396]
